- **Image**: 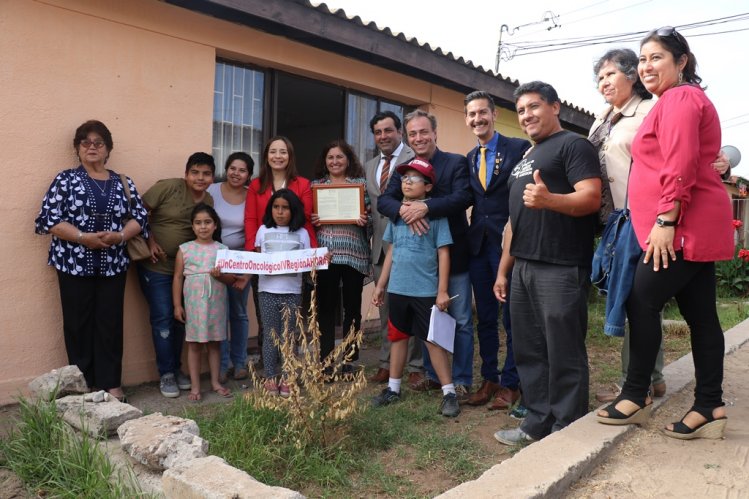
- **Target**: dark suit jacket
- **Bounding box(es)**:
[365,143,415,265]
[378,148,473,274]
[466,133,531,255]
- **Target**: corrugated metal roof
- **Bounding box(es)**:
[308,0,594,117]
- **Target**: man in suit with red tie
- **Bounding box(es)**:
[364,111,421,387]
[463,91,531,410]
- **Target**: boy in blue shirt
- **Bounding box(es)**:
[371,158,458,417]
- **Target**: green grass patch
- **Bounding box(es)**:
[189,389,488,496]
[0,396,148,498]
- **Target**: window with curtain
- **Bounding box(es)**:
[345,93,406,166]
[212,60,265,177]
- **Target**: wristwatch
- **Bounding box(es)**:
[656,217,677,227]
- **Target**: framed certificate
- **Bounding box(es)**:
[312,184,365,224]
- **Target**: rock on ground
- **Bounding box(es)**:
[28,365,88,400]
[55,394,142,437]
[162,456,305,499]
[117,413,207,471]
[0,468,27,499]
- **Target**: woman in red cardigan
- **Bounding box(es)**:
[244,136,317,250]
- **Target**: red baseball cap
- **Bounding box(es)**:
[396,157,435,184]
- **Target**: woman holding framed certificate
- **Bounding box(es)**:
[311,140,372,374]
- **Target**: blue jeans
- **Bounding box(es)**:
[220,281,252,374]
[137,265,184,377]
[424,271,473,386]
[469,243,519,389]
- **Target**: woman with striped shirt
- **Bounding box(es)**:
[311,140,372,374]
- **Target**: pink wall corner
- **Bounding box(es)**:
[0,0,215,403]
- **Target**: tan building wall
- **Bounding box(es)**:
[0,0,527,404]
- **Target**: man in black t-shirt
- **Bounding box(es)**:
[493,81,601,445]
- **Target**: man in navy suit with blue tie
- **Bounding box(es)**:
[463,91,531,410]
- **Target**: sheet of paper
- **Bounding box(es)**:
[427,305,456,354]
[316,187,361,220]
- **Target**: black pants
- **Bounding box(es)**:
[57,270,127,390]
[622,253,724,409]
[316,263,364,362]
[510,259,590,439]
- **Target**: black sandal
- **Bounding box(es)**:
[663,406,727,440]
[596,396,652,426]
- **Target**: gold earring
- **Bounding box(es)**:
[678,72,683,84]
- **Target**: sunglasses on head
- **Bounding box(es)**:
[647,26,685,42]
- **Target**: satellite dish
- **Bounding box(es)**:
[721,145,742,168]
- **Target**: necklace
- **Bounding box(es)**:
[88,176,109,196]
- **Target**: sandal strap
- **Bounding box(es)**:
[688,405,720,422]
[600,403,628,419]
[670,405,727,434]
[600,396,649,420]
[669,420,693,434]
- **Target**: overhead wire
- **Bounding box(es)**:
[502,12,749,56]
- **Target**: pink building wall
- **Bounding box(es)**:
[0,0,525,404]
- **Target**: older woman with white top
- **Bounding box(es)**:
[588,49,666,403]
[207,152,254,382]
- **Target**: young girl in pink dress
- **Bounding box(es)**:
[173,203,237,401]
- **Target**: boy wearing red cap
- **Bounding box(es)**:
[371,158,458,417]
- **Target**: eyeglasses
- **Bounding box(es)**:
[401,175,429,184]
[80,140,106,149]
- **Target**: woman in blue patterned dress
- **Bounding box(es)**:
[311,140,372,374]
[35,120,148,401]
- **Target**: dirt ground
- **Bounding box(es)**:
[0,324,705,498]
[566,343,749,499]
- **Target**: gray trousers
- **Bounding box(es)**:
[374,255,423,372]
[511,259,590,440]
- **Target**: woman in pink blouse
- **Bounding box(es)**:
[596,27,734,439]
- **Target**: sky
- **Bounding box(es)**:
[314,0,749,176]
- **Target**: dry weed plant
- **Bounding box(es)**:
[246,267,367,448]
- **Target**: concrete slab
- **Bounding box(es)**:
[437,319,749,499]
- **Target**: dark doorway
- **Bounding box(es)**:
[275,73,345,179]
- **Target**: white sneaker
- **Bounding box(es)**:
[494,427,535,446]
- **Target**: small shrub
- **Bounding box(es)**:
[246,268,367,449]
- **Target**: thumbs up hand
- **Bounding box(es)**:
[523,169,551,209]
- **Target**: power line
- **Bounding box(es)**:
[511,14,749,48]
[507,13,749,58]
[556,0,653,30]
[499,12,749,58]
[509,0,653,41]
[724,119,749,130]
[723,113,749,123]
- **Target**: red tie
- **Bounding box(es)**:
[379,155,393,193]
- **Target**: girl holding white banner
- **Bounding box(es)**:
[255,189,310,397]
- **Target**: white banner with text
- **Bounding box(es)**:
[215,248,329,275]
